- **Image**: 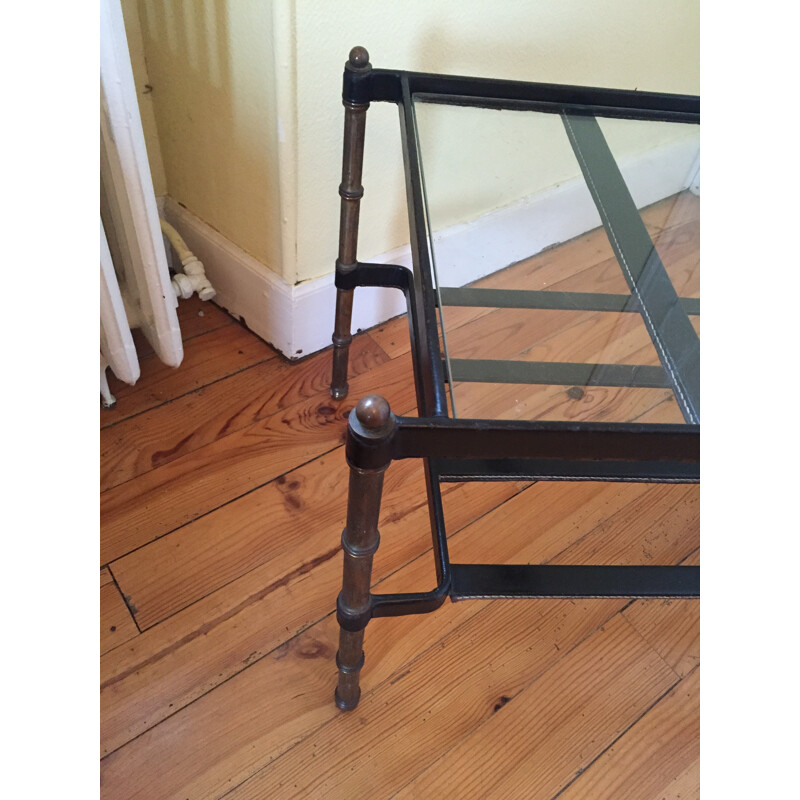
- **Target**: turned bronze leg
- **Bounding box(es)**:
[331,46,372,400]
[335,395,395,710]
[331,287,354,400]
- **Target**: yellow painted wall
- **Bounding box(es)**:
[294,0,699,282]
[135,0,285,276]
[412,104,698,240]
[133,0,699,286]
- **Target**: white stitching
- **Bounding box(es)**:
[453,594,685,600]
[442,475,694,483]
[561,113,695,422]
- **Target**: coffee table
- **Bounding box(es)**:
[329,47,699,711]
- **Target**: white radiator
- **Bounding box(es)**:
[99,0,182,409]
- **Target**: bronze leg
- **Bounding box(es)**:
[335,395,394,710]
[331,47,371,400]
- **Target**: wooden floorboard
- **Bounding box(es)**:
[388,615,679,800]
[100,191,699,799]
[100,569,139,656]
[555,667,700,800]
[100,332,388,491]
[103,321,279,428]
[623,597,700,679]
[101,470,526,754]
[130,295,235,360]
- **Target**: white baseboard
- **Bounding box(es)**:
[163,137,697,360]
[430,136,699,289]
[163,199,407,359]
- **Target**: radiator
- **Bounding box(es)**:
[99,0,182,409]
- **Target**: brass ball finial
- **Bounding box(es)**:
[348,46,370,69]
[355,395,390,429]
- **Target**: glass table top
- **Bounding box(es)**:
[412,97,699,426]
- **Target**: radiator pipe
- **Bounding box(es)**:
[160,219,217,302]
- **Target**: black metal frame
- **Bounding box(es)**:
[331,48,699,710]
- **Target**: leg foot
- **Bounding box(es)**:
[330,385,349,400]
[334,686,361,711]
[334,632,365,710]
[330,289,354,399]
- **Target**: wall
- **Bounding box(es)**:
[411,104,698,240]
[135,0,285,278]
[293,0,700,283]
[129,0,698,356]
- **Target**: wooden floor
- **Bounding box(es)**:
[100,193,699,799]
